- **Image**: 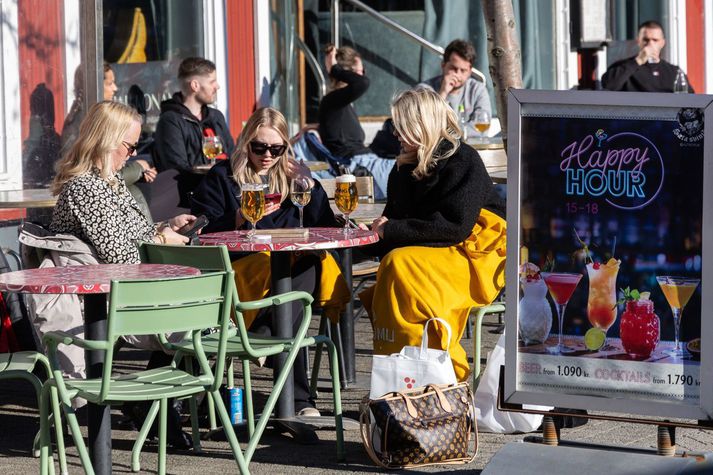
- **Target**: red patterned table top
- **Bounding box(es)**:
[0,264,200,294]
[199,227,379,252]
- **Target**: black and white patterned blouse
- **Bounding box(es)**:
[50,168,156,264]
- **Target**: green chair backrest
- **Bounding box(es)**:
[137,243,257,356]
[99,272,233,400]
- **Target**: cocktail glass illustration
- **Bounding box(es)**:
[656,275,700,358]
[541,272,582,354]
[586,259,620,349]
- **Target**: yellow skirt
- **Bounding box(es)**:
[231,251,350,328]
[360,209,506,381]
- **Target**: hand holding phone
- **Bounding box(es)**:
[179,215,209,238]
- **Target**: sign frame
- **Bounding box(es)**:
[504,89,713,421]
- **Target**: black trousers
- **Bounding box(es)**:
[248,253,319,410]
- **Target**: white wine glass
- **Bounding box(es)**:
[240,183,265,240]
[202,136,223,166]
[474,110,491,144]
[334,174,358,235]
[290,177,313,228]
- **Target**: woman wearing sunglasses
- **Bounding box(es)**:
[191,106,348,417]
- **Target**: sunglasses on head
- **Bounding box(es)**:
[249,141,287,157]
[122,141,139,156]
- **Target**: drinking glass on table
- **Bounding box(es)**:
[240,183,265,240]
[334,174,358,234]
[474,110,491,144]
[202,136,223,166]
[289,177,312,228]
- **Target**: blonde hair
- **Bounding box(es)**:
[231,107,292,200]
[390,88,461,180]
[52,101,141,195]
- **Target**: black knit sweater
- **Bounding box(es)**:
[372,142,505,256]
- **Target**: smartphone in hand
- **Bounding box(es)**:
[179,215,209,239]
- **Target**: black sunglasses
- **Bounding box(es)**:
[122,141,139,156]
[249,141,287,157]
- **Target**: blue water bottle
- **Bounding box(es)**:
[226,387,243,425]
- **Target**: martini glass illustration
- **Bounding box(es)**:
[656,276,700,358]
[541,272,582,354]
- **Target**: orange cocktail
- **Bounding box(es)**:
[656,275,700,357]
[586,259,620,331]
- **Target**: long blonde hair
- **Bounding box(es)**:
[231,107,292,200]
[391,88,461,180]
[52,101,141,194]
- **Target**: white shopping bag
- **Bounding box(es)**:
[475,333,552,433]
[369,318,457,399]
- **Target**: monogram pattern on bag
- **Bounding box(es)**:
[368,384,475,467]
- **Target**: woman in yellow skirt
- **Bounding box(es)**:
[360,88,506,382]
[191,107,349,416]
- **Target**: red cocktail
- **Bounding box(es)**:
[541,272,582,354]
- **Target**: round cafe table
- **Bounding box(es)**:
[0,188,56,209]
[0,264,200,475]
[199,228,378,436]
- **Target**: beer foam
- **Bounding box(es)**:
[336,174,356,183]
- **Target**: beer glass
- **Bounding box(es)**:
[334,174,358,234]
[240,183,265,240]
[202,136,223,166]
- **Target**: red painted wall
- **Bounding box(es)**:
[686,0,705,93]
[225,1,257,138]
[17,0,67,140]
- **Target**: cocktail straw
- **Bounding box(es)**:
[573,227,593,264]
[611,236,617,258]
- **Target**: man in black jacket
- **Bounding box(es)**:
[602,20,694,93]
[153,57,235,206]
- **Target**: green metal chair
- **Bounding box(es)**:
[136,243,344,466]
[38,272,255,475]
[0,351,66,475]
[471,303,506,390]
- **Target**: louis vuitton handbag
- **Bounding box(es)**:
[360,382,478,469]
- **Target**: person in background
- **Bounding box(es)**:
[102,62,156,220]
[153,57,235,206]
[602,20,694,93]
[418,39,491,134]
[191,107,349,417]
[318,44,394,199]
[359,88,506,382]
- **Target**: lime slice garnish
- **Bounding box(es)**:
[584,328,606,351]
[639,291,651,300]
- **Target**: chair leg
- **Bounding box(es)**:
[49,387,68,475]
[39,384,53,475]
[158,398,168,475]
[310,317,330,398]
[242,359,255,438]
[206,391,218,431]
[63,402,94,475]
[330,321,348,389]
[188,395,202,453]
[212,388,250,474]
[325,339,345,462]
[131,400,160,473]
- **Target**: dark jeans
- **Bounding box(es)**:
[249,254,319,411]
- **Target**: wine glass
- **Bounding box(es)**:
[240,183,265,240]
[474,110,491,144]
[290,177,313,228]
[540,272,582,354]
[656,276,700,358]
[202,136,223,166]
[334,174,358,234]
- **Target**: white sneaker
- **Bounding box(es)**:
[297,407,321,417]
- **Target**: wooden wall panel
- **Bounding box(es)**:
[225,0,256,138]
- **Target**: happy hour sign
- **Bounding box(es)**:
[505,90,713,422]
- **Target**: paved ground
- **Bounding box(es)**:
[2,309,712,474]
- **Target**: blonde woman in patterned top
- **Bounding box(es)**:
[50,101,196,264]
